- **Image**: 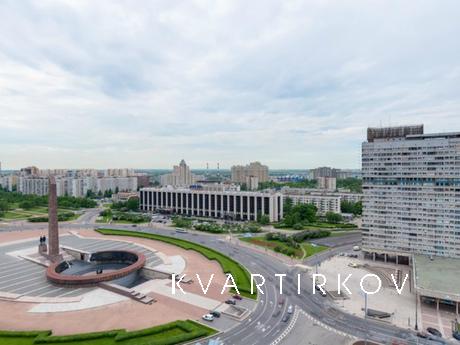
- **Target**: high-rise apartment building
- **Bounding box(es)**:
[160,160,196,187]
[231,162,269,186]
[362,125,460,259]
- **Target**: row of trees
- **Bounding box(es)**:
[0,190,97,213]
[258,179,317,190]
[172,216,262,234]
[282,198,318,229]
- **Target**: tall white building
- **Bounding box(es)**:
[140,187,283,222]
[362,125,460,259]
[160,160,196,187]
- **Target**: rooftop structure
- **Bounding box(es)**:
[413,254,460,311]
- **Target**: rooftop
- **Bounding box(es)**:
[413,254,460,302]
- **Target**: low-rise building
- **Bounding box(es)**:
[285,193,340,215]
[140,187,283,222]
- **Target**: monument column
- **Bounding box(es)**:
[48,176,60,260]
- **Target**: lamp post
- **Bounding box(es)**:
[415,291,418,331]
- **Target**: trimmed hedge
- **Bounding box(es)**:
[0,320,215,345]
[96,228,256,299]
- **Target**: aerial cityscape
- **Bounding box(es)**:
[1,1,459,345]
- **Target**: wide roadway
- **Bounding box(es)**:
[0,221,443,345]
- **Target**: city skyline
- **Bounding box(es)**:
[1,1,460,169]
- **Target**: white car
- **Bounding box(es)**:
[202,314,214,322]
[287,305,293,314]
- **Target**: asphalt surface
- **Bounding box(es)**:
[0,212,448,345]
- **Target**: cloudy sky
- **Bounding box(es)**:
[1,0,459,170]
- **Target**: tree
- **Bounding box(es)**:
[0,200,8,216]
[126,197,139,211]
[284,197,293,214]
[326,212,343,224]
[257,213,270,225]
[19,201,34,210]
[340,200,362,216]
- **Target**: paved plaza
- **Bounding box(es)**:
[0,233,161,299]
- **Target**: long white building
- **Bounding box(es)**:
[140,187,283,222]
[362,125,460,259]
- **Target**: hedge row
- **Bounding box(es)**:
[0,320,215,345]
[96,228,256,299]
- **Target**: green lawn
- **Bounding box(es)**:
[0,207,78,222]
[329,230,360,237]
[0,320,216,345]
[240,236,303,258]
[301,243,328,257]
[240,236,327,260]
[96,228,256,299]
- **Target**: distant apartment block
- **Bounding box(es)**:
[17,167,139,197]
[316,176,336,190]
[282,187,362,215]
[160,160,197,187]
[289,194,340,215]
[362,125,460,259]
[19,176,49,196]
[231,162,269,189]
[140,187,283,222]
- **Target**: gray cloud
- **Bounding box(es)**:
[0,0,459,169]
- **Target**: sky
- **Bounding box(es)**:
[0,0,459,170]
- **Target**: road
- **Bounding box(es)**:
[0,212,445,345]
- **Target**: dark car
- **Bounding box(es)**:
[225,299,236,305]
[427,327,442,338]
[278,297,285,306]
[416,331,429,339]
[233,294,243,300]
[453,331,460,341]
[281,314,290,322]
[210,310,221,318]
[272,310,281,318]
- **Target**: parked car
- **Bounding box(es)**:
[427,328,442,338]
[233,294,243,300]
[210,310,221,318]
[225,299,236,305]
[281,314,290,322]
[278,297,285,306]
[202,314,214,322]
[287,305,293,314]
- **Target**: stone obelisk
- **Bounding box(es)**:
[48,176,60,261]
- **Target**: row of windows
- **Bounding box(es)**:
[140,191,271,215]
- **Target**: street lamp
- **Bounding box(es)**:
[415,291,418,331]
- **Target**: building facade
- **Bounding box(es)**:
[140,187,283,222]
[231,162,269,185]
[160,160,196,187]
[362,125,460,259]
[316,176,337,190]
[284,193,341,215]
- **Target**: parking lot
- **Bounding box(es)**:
[0,234,161,299]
